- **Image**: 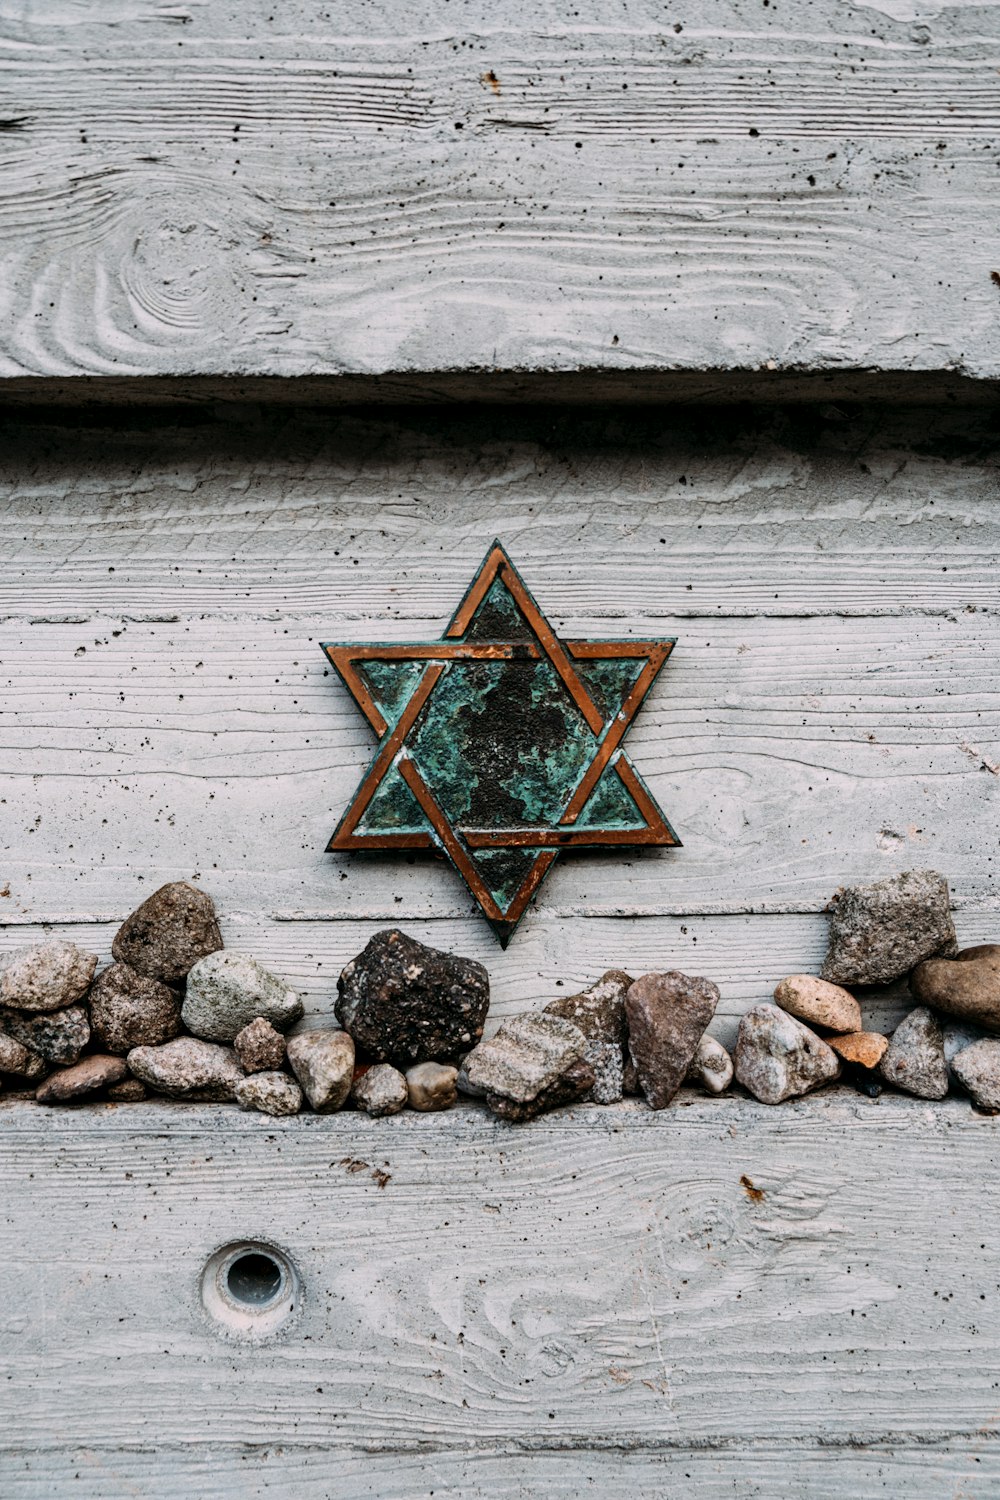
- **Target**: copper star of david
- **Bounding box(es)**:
[322,542,680,945]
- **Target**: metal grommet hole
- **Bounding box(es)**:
[201,1240,300,1340]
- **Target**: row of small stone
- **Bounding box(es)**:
[2,869,999,1117]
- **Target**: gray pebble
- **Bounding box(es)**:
[89,962,182,1055]
[821,870,956,986]
[286,1030,355,1113]
[127,1037,244,1101]
[1,1005,90,1065]
[463,1013,585,1104]
[235,1071,303,1117]
[352,1063,408,1118]
[950,1040,1000,1112]
[0,940,97,1014]
[734,1004,841,1105]
[879,1006,948,1099]
[112,881,223,984]
[406,1061,458,1112]
[182,952,303,1042]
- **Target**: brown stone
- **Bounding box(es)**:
[911,945,1000,1034]
[107,1078,147,1103]
[35,1054,127,1105]
[112,881,223,984]
[233,1016,287,1073]
[89,962,182,1055]
[486,1058,596,1121]
[624,971,719,1110]
[773,974,861,1034]
[828,1031,889,1070]
[406,1061,458,1112]
[0,1032,36,1076]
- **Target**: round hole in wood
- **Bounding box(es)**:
[201,1240,300,1339]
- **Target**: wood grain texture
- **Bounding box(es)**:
[0,1094,998,1485]
[1,1,1000,380]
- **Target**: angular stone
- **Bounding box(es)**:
[734,1004,841,1105]
[821,870,956,986]
[463,1013,585,1104]
[107,1078,147,1103]
[545,969,632,1104]
[911,945,1000,1034]
[486,1058,596,1121]
[950,1040,1000,1112]
[182,952,303,1043]
[233,1016,287,1074]
[0,939,97,1014]
[112,881,223,984]
[828,1031,889,1070]
[625,971,720,1110]
[0,1032,36,1076]
[88,962,182,1055]
[879,1007,948,1100]
[685,1034,734,1095]
[35,1054,127,1105]
[127,1037,244,1101]
[235,1070,303,1117]
[286,1030,355,1113]
[406,1062,458,1112]
[352,1063,408,1118]
[336,929,489,1066]
[773,974,862,1034]
[455,1055,487,1098]
[1,1005,90,1066]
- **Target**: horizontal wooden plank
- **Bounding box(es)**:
[1,1093,998,1458]
[1,1,1000,379]
[2,405,997,623]
[6,1440,1000,1499]
[1,610,997,918]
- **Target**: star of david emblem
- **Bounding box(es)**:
[322,543,680,945]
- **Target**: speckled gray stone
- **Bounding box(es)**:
[544,969,633,1104]
[35,1054,127,1105]
[1,1005,90,1066]
[625,971,720,1110]
[352,1063,408,1118]
[406,1061,458,1112]
[233,1016,287,1074]
[127,1037,244,1101]
[286,1029,355,1113]
[182,952,303,1043]
[685,1034,734,1094]
[0,940,97,1014]
[463,1013,586,1104]
[235,1070,303,1117]
[879,1007,948,1100]
[950,1039,1000,1112]
[912,945,1000,1034]
[734,1004,841,1105]
[821,870,956,986]
[112,881,223,983]
[89,962,182,1055]
[337,929,490,1066]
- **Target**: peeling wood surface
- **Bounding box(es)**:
[2,0,1000,381]
[1,1094,999,1497]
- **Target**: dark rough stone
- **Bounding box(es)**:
[336,929,490,1066]
[486,1058,596,1121]
[624,971,720,1110]
[544,969,632,1104]
[950,1039,1000,1112]
[107,1078,147,1103]
[911,945,1000,1034]
[112,881,223,984]
[734,1005,841,1104]
[839,1061,883,1100]
[821,870,956,986]
[1,1005,90,1065]
[127,1037,243,1101]
[35,1054,127,1105]
[879,1007,948,1100]
[0,939,98,1013]
[233,1016,287,1074]
[88,962,182,1055]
